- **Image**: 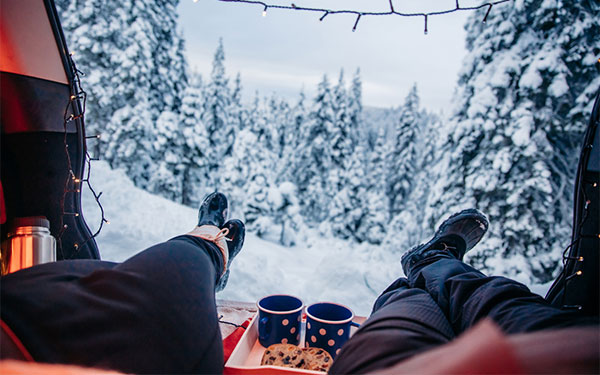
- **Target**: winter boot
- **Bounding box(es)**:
[187,192,245,291]
[401,208,488,277]
[197,191,228,227]
[187,192,231,285]
[216,219,245,292]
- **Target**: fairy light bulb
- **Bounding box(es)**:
[262,6,267,17]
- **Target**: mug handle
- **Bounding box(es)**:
[350,321,360,328]
[259,317,270,341]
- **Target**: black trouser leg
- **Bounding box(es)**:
[1,235,225,374]
[330,278,454,374]
[409,257,598,334]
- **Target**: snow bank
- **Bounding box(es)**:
[81,161,393,316]
[82,161,552,317]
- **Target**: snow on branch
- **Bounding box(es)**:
[196,0,513,33]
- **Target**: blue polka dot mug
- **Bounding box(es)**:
[257,294,304,348]
[305,302,360,359]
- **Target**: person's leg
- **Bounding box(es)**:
[1,192,245,374]
[402,209,598,336]
[329,278,455,374]
[1,235,225,374]
[409,257,598,335]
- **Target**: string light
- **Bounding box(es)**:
[201,0,513,32]
[482,4,493,23]
[565,270,583,281]
[58,52,108,257]
[352,14,361,32]
[565,256,584,261]
[558,161,596,309]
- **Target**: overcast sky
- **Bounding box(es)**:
[177,0,482,113]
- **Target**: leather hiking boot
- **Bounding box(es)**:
[216,219,245,292]
[401,208,488,276]
[197,192,228,227]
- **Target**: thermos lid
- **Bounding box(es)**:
[10,216,51,231]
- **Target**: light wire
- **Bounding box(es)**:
[58,53,108,257]
[204,0,513,32]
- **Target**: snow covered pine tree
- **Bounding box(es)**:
[426,0,600,283]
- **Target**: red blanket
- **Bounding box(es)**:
[222,318,251,364]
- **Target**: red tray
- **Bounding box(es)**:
[224,313,365,375]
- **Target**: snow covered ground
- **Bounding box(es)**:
[82,161,552,317]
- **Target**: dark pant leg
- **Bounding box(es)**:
[0,235,224,374]
[409,257,598,335]
[330,278,455,374]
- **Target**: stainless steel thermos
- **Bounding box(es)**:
[1,216,56,276]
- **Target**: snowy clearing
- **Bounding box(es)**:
[82,161,551,316]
